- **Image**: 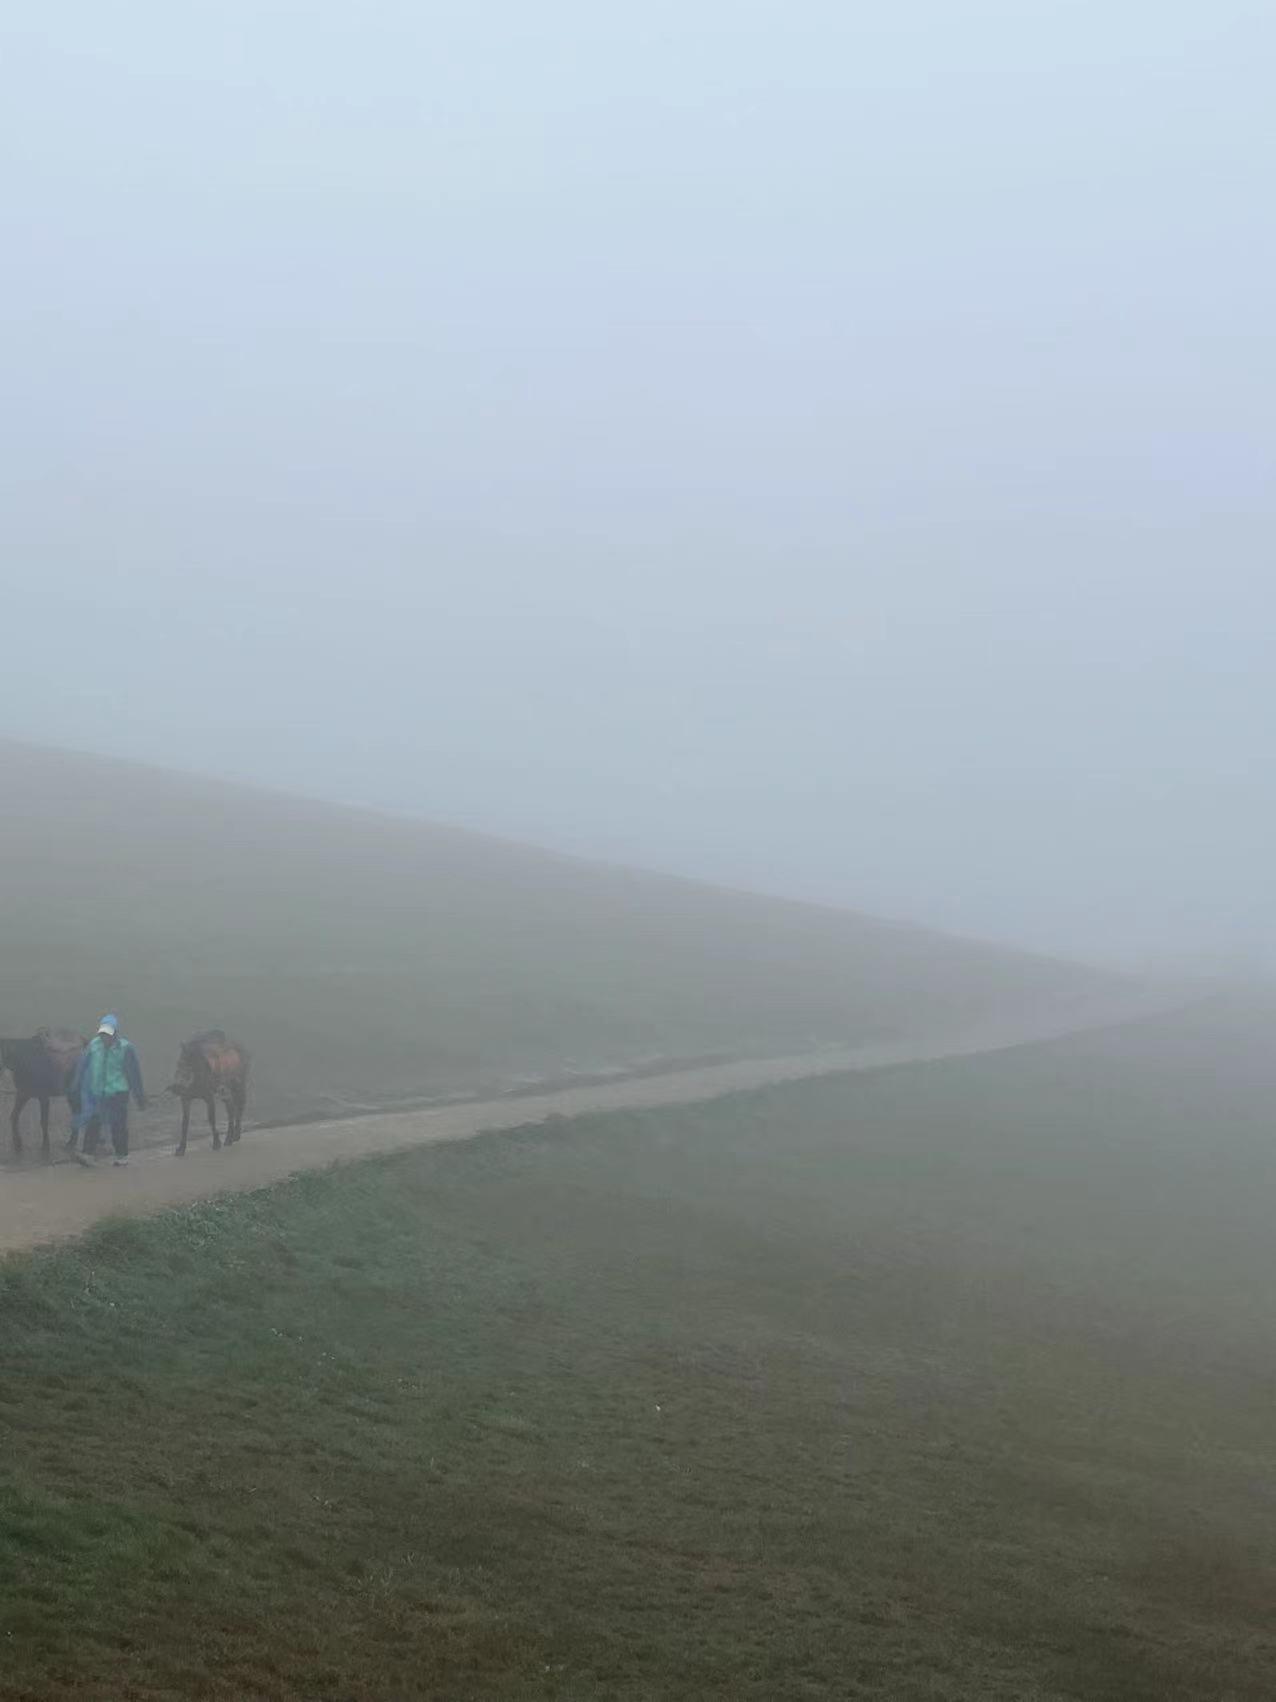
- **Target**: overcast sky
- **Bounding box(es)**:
[3,1,1272,965]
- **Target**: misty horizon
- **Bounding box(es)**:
[0,733,1261,980]
[4,2,1272,967]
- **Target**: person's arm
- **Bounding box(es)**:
[124,1045,146,1108]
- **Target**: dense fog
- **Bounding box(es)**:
[4,2,1270,964]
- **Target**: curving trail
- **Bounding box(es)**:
[0,998,1165,1256]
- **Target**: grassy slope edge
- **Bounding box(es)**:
[0,740,1114,1125]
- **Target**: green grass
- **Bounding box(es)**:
[0,742,1110,1124]
[4,999,1276,1699]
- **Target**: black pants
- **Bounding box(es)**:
[83,1094,130,1158]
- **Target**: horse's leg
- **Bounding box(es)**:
[176,1097,191,1157]
[10,1093,26,1154]
[65,1090,81,1150]
[208,1096,221,1151]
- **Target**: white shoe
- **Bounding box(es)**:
[113,1157,129,1167]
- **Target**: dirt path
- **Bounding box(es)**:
[0,1000,1165,1256]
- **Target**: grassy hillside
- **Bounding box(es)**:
[0,741,1112,1125]
[2,996,1274,1699]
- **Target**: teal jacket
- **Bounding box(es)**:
[72,1035,145,1126]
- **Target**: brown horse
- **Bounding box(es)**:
[169,1031,250,1156]
[0,1029,87,1159]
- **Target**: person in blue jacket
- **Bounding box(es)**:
[72,1015,146,1166]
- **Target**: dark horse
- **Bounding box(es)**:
[170,1031,250,1156]
[0,1029,87,1159]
